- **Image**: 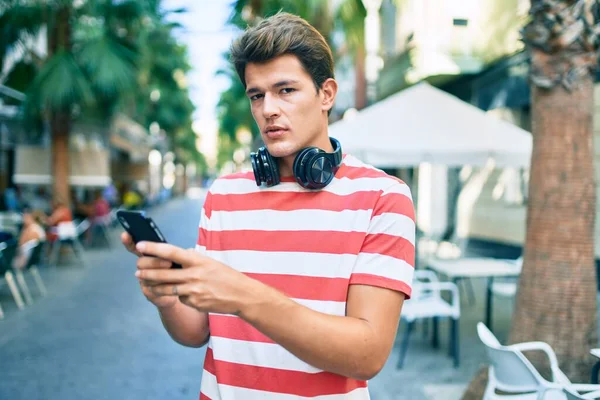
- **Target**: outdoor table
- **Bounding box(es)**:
[425,257,521,332]
[591,349,600,384]
[0,212,22,237]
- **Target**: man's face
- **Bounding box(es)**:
[245,54,329,158]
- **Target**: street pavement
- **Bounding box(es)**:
[0,193,516,400]
[0,196,206,400]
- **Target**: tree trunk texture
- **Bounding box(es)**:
[510,49,598,379]
[51,112,71,207]
[462,47,598,399]
[49,6,72,206]
[461,367,488,400]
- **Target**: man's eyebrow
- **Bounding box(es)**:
[246,80,300,96]
[246,87,260,96]
[273,79,299,88]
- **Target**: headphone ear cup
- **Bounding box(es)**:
[250,151,264,186]
[262,149,280,186]
[251,147,280,187]
[293,147,320,189]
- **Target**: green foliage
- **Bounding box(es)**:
[29,50,95,110]
[0,1,46,68]
[216,59,259,141]
[123,10,197,156]
[1,0,202,167]
[335,0,365,53]
[76,35,137,97]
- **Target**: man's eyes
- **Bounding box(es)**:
[249,88,295,101]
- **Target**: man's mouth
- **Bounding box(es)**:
[265,126,288,138]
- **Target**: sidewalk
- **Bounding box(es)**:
[0,198,207,400]
[0,195,516,399]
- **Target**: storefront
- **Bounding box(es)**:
[13,145,111,187]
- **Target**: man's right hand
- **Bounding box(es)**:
[121,232,178,309]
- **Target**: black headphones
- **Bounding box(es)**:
[250,137,343,189]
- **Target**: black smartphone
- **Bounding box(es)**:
[117,210,182,269]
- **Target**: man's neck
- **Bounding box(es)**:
[278,135,333,177]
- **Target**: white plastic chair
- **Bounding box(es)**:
[49,220,89,267]
[0,241,26,318]
[91,214,113,247]
[564,387,600,399]
[13,239,47,305]
[397,270,461,368]
[477,322,600,399]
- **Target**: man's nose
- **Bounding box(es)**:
[262,93,280,119]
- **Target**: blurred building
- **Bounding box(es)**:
[0,24,183,209]
[352,0,574,259]
[0,84,24,198]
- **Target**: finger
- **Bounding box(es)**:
[121,232,133,247]
[148,283,196,297]
[136,242,205,266]
[122,232,142,256]
[141,282,178,298]
[135,267,193,284]
[140,278,167,287]
[137,256,172,270]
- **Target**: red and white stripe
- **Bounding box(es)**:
[195,155,413,399]
[200,348,370,399]
[200,369,371,400]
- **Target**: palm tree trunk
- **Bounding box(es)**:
[510,49,598,380]
[49,5,72,206]
[51,111,71,207]
[462,47,598,399]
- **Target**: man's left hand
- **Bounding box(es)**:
[134,241,256,315]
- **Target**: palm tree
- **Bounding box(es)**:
[1,0,147,205]
[335,0,366,109]
[463,1,600,397]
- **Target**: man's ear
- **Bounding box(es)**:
[320,78,338,113]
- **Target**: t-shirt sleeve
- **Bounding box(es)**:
[195,189,213,254]
[349,180,415,299]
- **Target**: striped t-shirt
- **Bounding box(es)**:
[196,154,415,400]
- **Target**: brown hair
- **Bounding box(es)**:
[230,12,334,92]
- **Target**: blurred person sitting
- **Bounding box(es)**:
[103,183,118,208]
[123,186,143,210]
[92,190,110,221]
[43,198,73,242]
[88,190,112,245]
[13,210,46,269]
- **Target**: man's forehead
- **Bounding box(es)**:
[245,56,309,88]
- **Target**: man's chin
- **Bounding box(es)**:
[265,142,297,159]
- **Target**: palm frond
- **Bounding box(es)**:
[335,0,365,52]
[2,60,38,96]
[0,2,47,67]
[28,50,95,111]
[77,34,137,96]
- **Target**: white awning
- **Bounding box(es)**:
[14,146,111,186]
[329,82,533,168]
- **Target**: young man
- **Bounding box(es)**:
[122,12,415,399]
